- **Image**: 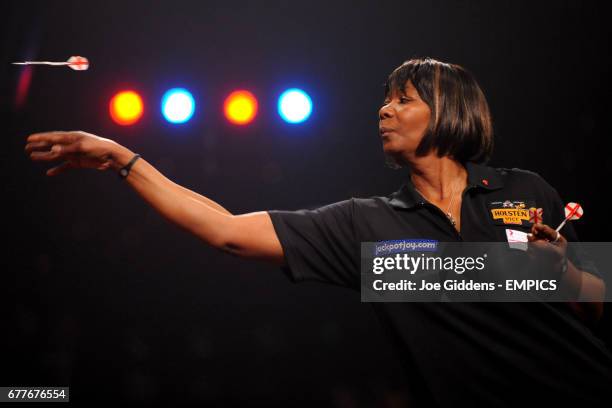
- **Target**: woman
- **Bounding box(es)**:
[25,58,610,406]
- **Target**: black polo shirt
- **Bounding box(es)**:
[267,161,612,407]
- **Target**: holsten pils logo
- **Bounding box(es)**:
[488,200,536,226]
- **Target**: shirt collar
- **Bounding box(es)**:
[388,161,505,209]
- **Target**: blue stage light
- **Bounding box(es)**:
[161,88,195,124]
[278,88,312,124]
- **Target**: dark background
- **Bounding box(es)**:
[2,0,611,405]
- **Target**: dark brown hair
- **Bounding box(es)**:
[383,57,493,165]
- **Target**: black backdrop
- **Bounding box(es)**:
[3,0,611,405]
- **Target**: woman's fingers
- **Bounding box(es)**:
[529,223,549,240]
[28,142,82,161]
[26,132,79,161]
[24,141,51,154]
[529,223,566,244]
[46,161,74,176]
[27,131,78,145]
[29,149,59,161]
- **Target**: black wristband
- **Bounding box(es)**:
[118,154,141,179]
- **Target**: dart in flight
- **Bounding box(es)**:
[12,55,89,71]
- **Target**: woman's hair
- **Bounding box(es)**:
[383,57,493,167]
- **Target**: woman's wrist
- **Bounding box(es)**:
[559,257,582,300]
[109,143,136,172]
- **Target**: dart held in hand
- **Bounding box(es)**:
[12,55,89,71]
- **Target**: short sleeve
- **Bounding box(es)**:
[267,199,359,290]
[538,176,601,279]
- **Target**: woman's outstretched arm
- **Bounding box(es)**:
[25,130,284,265]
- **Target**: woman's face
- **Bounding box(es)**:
[378,80,432,159]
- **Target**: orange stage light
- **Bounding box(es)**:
[109,90,144,126]
[223,90,258,125]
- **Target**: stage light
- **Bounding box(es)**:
[278,88,312,124]
[109,90,144,126]
[161,88,195,124]
[224,90,258,125]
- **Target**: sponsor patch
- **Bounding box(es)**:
[488,200,536,226]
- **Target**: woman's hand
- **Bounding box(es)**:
[526,223,568,281]
[25,131,123,176]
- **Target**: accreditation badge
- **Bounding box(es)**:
[488,199,536,227]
